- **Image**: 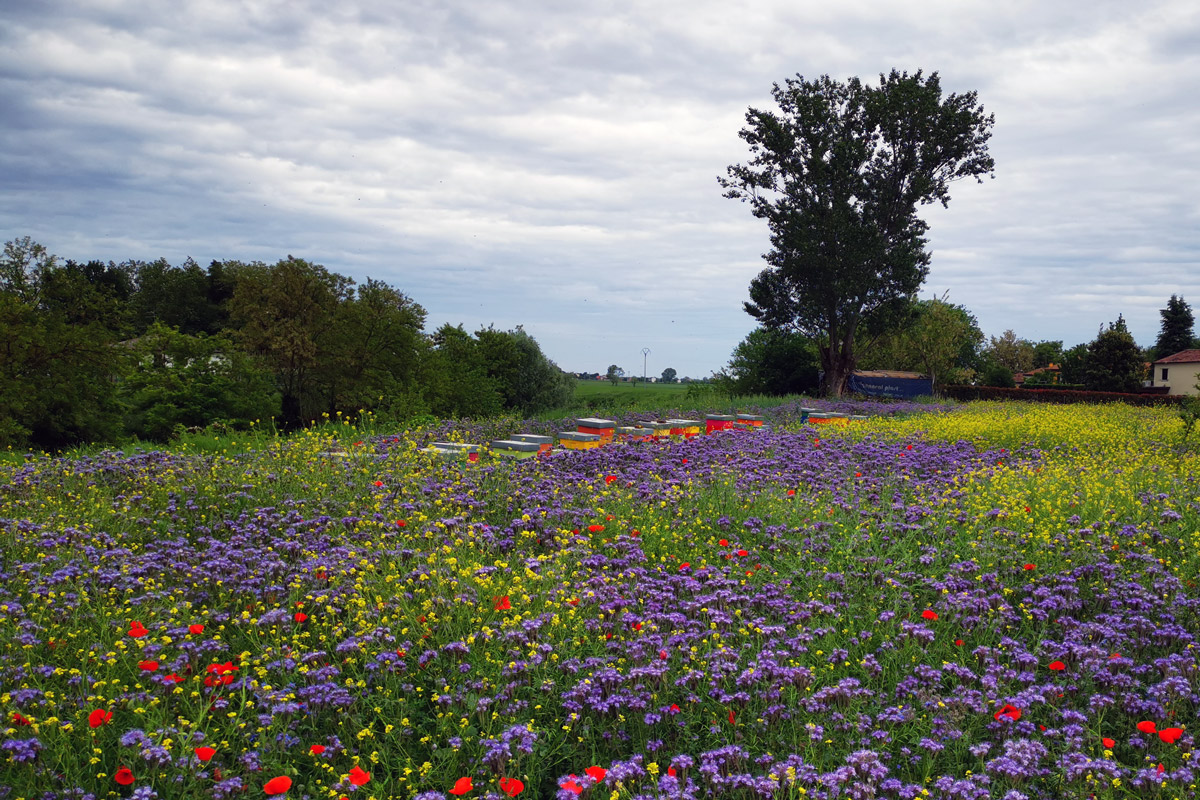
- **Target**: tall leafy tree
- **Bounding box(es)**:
[860,296,983,390]
[313,278,428,416]
[985,330,1035,374]
[721,70,994,396]
[228,257,352,429]
[1,240,127,448]
[1084,315,1145,392]
[1154,294,1194,359]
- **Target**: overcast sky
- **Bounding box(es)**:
[3,1,1198,378]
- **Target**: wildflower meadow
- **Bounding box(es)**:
[1,401,1197,800]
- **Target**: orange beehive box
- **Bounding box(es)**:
[576,417,616,444]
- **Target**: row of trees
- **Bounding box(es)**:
[719,294,1195,397]
[1,237,573,449]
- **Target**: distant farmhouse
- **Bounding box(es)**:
[1149,349,1200,396]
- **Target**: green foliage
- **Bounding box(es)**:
[1032,340,1063,369]
[660,367,677,384]
[979,361,1016,388]
[1155,294,1194,359]
[1058,343,1090,385]
[985,330,1035,374]
[1084,315,1145,393]
[228,256,353,428]
[476,325,575,414]
[726,327,819,396]
[606,364,624,386]
[859,296,983,390]
[722,70,994,396]
[120,323,279,441]
[0,267,127,450]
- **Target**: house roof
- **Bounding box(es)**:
[1154,349,1200,364]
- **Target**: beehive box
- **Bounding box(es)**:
[576,417,617,444]
[490,439,541,459]
[665,418,701,437]
[511,433,554,455]
[736,413,765,427]
[640,421,675,437]
[427,442,481,461]
[616,426,654,442]
[705,414,737,434]
[558,431,603,450]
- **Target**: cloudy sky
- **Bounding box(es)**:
[3,1,1198,378]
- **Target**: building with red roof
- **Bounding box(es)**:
[1150,349,1200,395]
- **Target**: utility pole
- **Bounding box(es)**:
[642,347,651,384]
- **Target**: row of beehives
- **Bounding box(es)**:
[424,409,867,461]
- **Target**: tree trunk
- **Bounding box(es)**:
[819,343,853,397]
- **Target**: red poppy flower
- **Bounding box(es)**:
[994,704,1021,721]
[667,766,677,777]
[631,622,642,631]
[681,458,687,464]
[585,766,607,782]
[263,775,293,795]
[905,444,912,450]
[1110,652,1121,659]
[604,475,617,484]
[921,609,938,621]
[659,649,668,660]
[499,777,524,796]
[1048,661,1066,671]
[348,765,370,785]
[310,744,326,755]
[1102,737,1115,748]
[1137,720,1158,734]
[854,472,862,478]
[561,779,583,795]
[679,562,690,570]
[718,539,729,547]
[189,623,204,635]
[396,520,406,527]
[195,746,216,761]
[786,489,796,496]
[88,709,112,728]
[137,660,158,671]
[954,639,964,646]
[669,703,680,714]
[1023,563,1036,570]
[1159,727,1184,744]
[1157,763,1165,774]
[737,549,748,557]
[587,524,605,533]
[115,767,135,786]
[1023,506,1031,513]
[449,776,473,795]
[494,595,511,611]
[566,598,579,606]
[164,672,184,683]
[11,712,31,726]
[728,709,736,724]
[293,612,308,623]
[128,621,148,638]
